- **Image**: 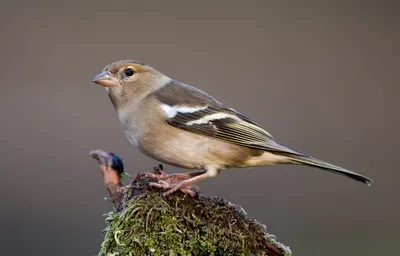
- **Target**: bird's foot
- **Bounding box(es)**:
[146,167,205,197]
[149,180,198,197]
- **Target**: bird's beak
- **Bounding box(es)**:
[91,71,119,87]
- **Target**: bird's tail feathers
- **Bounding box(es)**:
[282,153,372,185]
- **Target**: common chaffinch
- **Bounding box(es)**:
[92,60,372,196]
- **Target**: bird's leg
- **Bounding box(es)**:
[162,170,207,184]
[150,179,197,197]
[150,168,218,197]
[161,171,213,197]
[146,167,206,184]
[148,170,207,197]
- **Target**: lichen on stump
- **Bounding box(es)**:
[91,150,291,256]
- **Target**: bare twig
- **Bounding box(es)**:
[90,149,123,205]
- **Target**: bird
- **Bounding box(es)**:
[91,60,372,196]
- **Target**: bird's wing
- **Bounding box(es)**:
[151,80,303,155]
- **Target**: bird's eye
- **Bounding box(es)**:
[124,68,135,77]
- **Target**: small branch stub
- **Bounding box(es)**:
[90,149,292,256]
[90,150,124,205]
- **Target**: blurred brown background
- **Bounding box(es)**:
[0,1,399,255]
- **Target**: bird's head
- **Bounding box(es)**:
[92,60,170,108]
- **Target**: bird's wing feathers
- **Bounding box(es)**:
[152,80,303,155]
[167,105,302,155]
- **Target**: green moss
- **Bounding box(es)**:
[99,182,291,256]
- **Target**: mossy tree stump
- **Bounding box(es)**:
[91,150,292,256]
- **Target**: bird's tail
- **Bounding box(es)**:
[282,153,372,185]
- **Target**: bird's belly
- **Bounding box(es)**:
[138,128,253,170]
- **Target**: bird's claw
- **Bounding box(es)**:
[148,181,197,197]
[147,167,198,197]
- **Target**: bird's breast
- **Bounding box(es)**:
[117,107,142,147]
